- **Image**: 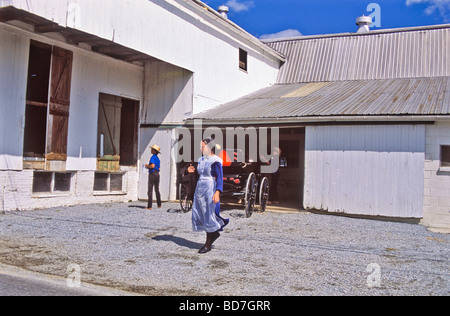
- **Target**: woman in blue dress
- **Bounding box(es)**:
[189,138,229,254]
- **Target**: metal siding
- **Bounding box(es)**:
[304,125,425,218]
[195,77,450,120]
[266,27,450,84]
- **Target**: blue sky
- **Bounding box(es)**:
[203,0,450,39]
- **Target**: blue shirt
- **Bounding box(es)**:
[149,154,160,174]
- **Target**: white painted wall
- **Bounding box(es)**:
[142,60,193,125]
[138,127,174,202]
[0,25,144,210]
[423,121,450,233]
[0,25,29,170]
[66,43,143,171]
[1,0,281,115]
[304,125,426,218]
[0,24,144,171]
[0,169,138,211]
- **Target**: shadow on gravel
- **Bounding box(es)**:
[152,234,203,250]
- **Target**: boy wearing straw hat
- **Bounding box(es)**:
[145,145,162,210]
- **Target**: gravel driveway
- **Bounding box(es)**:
[0,202,448,296]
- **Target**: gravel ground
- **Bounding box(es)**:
[0,201,448,296]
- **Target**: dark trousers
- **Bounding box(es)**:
[148,172,161,208]
[269,171,280,202]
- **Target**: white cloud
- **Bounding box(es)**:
[406,0,450,21]
[225,0,255,13]
[259,29,303,40]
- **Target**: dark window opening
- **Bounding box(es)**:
[32,172,52,193]
[97,94,139,167]
[32,171,73,193]
[441,145,450,167]
[239,48,248,72]
[94,172,124,192]
[94,173,109,191]
[120,99,139,166]
[23,41,52,158]
[54,173,72,192]
[110,174,123,191]
[23,41,73,161]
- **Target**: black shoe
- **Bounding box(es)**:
[198,246,212,254]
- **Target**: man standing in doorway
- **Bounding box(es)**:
[145,144,162,210]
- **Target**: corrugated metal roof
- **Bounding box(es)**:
[265,25,450,84]
[194,77,450,121]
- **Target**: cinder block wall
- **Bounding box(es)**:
[423,121,450,233]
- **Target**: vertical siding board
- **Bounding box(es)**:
[0,30,28,170]
[304,125,425,218]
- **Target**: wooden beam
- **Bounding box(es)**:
[35,23,63,33]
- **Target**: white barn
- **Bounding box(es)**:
[0,1,449,233]
[0,0,283,210]
[195,25,450,233]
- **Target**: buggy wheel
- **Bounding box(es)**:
[259,177,269,213]
[244,172,257,218]
[179,183,193,213]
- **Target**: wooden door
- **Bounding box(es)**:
[46,46,73,160]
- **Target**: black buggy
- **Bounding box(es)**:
[178,149,269,218]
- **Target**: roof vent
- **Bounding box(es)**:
[356,15,372,33]
[218,5,229,19]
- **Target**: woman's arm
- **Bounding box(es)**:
[211,161,223,204]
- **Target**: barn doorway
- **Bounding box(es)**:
[192,125,306,211]
[97,93,139,167]
[277,127,305,209]
[23,40,73,164]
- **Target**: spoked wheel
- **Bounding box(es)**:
[179,183,193,213]
[259,177,269,213]
[244,172,257,218]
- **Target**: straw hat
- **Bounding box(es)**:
[150,144,161,153]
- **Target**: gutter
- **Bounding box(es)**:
[183,115,450,126]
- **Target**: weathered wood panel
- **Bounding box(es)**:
[304,125,425,218]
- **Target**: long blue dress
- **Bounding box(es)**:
[192,155,229,233]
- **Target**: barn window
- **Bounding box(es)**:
[97,94,139,167]
[23,41,52,159]
[94,172,124,192]
[23,41,73,163]
[32,171,73,194]
[441,145,450,167]
[32,172,52,193]
[239,48,248,72]
[54,172,72,192]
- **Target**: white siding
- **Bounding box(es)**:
[304,125,425,218]
[0,25,144,210]
[142,60,193,125]
[1,0,280,114]
[66,44,144,171]
[138,128,174,202]
[0,24,144,172]
[0,27,29,170]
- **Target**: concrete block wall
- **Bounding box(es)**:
[423,121,450,233]
[0,168,138,212]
